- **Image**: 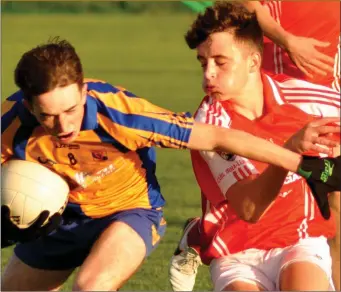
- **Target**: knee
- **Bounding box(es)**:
[1,255,23,291]
[279,261,330,290]
[1,273,14,291]
[72,281,120,291]
[72,273,121,291]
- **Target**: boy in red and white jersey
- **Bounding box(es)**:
[169,2,340,291]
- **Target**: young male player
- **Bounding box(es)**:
[169,2,341,291]
[3,38,338,291]
[241,2,341,288]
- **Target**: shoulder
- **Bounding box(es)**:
[2,90,37,125]
[84,78,137,101]
[272,75,340,116]
[2,90,25,113]
[275,76,339,103]
[275,75,339,94]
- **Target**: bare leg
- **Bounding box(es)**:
[72,221,146,291]
[1,254,73,291]
[279,261,329,291]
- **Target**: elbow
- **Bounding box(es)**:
[239,213,260,224]
[238,201,262,223]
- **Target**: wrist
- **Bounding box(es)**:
[283,139,296,153]
[282,32,295,51]
[297,164,313,179]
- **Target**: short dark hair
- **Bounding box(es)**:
[14,37,83,103]
[185,1,263,54]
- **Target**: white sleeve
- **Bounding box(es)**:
[195,97,259,196]
[199,151,259,195]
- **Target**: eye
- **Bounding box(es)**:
[40,114,52,121]
[199,61,207,68]
[66,107,77,114]
[197,58,207,68]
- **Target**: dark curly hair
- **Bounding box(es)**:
[185,1,263,55]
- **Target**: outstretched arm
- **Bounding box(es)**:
[188,119,340,174]
[188,119,340,221]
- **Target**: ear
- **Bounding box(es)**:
[81,83,87,105]
[249,51,262,73]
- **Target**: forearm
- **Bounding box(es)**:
[241,1,291,49]
[188,123,302,173]
[226,165,288,222]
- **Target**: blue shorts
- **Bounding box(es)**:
[14,208,166,270]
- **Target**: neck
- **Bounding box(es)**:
[229,73,264,120]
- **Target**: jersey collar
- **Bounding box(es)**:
[80,94,98,130]
[261,72,286,115]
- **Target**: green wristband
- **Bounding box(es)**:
[297,167,312,179]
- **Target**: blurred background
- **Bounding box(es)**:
[1,1,213,290]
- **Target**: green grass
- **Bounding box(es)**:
[1,13,213,290]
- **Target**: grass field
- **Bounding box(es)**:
[1,13,213,290]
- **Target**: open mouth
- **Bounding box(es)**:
[205,86,217,92]
[57,132,75,141]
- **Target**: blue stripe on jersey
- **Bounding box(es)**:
[183,112,192,118]
[136,147,165,208]
[123,90,137,98]
[2,103,18,134]
[95,99,193,144]
[7,90,24,102]
[13,126,35,160]
[94,125,130,153]
[86,82,120,94]
[81,95,98,130]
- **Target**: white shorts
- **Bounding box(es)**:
[210,236,334,291]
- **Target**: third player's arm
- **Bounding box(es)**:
[241,1,291,50]
[241,1,334,77]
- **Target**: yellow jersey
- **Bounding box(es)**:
[1,79,194,218]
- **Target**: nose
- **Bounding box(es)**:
[55,114,70,134]
[204,62,217,81]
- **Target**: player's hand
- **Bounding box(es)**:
[285,34,335,79]
[1,205,62,248]
[298,156,341,220]
[284,118,340,155]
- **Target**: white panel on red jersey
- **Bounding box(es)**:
[277,78,340,117]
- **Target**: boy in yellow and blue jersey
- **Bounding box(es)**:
[2,78,192,218]
[1,38,340,291]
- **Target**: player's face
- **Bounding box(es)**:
[196,31,257,101]
[29,83,87,143]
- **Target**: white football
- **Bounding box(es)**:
[1,159,69,228]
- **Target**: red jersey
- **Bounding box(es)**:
[191,73,340,265]
[261,1,340,91]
